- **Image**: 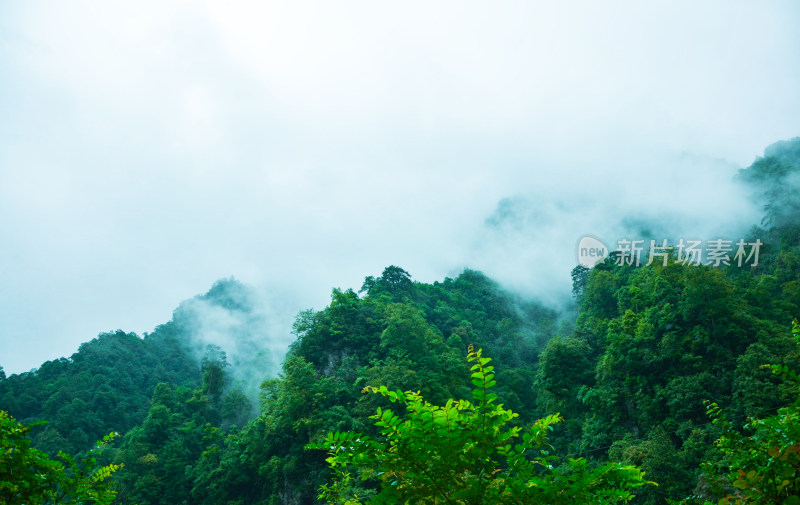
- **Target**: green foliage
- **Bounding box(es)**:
[556,209,800,503]
[679,320,800,505]
[309,347,654,504]
[360,266,417,302]
[108,361,251,505]
[0,329,200,455]
[0,410,121,504]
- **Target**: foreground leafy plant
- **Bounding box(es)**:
[0,410,121,505]
[308,346,653,504]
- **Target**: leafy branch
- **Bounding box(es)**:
[307,347,653,504]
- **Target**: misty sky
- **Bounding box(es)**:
[1,1,799,374]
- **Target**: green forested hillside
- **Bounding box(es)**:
[1,138,799,504]
[180,267,559,505]
[541,249,799,503]
[0,277,271,456]
[0,329,199,455]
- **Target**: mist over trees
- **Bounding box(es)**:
[1,137,799,504]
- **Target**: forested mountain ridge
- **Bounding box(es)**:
[0,329,198,455]
[1,137,799,504]
[537,137,800,503]
[133,267,561,505]
[0,278,275,455]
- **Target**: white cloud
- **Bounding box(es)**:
[0,0,798,373]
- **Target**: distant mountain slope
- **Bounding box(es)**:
[0,278,284,455]
[0,329,199,454]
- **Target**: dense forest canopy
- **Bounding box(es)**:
[1,137,800,504]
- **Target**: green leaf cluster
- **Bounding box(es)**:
[0,410,121,505]
[309,347,654,504]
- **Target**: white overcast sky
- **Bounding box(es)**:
[1,1,799,374]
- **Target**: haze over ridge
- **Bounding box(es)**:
[1,1,798,373]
